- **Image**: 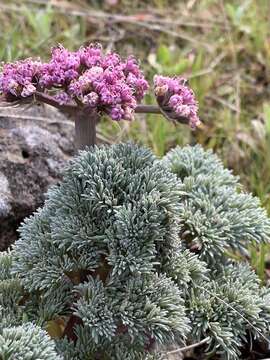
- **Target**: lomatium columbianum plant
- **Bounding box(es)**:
[0,45,270,360]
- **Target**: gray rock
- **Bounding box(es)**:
[0,105,75,250]
[0,173,12,217]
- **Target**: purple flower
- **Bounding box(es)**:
[54,92,71,105]
[169,94,183,107]
[21,84,36,97]
[109,105,125,120]
[154,75,200,129]
[78,44,102,67]
[82,92,99,107]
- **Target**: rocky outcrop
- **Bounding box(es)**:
[0,106,75,250]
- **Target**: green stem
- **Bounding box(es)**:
[74,108,98,150]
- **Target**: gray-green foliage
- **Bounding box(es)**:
[0,143,270,360]
[0,252,23,331]
[189,263,270,359]
[162,144,270,359]
[6,143,194,359]
[162,144,270,265]
[0,323,62,360]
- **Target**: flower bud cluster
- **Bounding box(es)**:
[154,75,200,128]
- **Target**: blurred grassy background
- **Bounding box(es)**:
[1,0,270,276]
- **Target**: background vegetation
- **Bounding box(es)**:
[1,0,270,278]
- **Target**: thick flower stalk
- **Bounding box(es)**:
[0,44,200,149]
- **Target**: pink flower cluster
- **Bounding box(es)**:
[154,75,200,129]
[0,44,149,121]
[0,59,42,98]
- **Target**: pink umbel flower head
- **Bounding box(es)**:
[0,59,42,99]
[153,75,200,129]
[0,44,149,121]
